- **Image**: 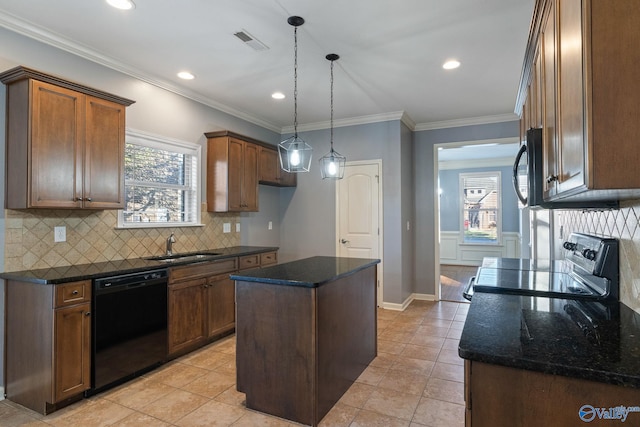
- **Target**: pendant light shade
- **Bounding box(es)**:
[279,16,313,173]
[320,53,346,179]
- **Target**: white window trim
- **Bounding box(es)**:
[459,171,502,246]
[117,128,203,229]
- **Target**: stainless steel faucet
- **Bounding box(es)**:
[166,232,176,256]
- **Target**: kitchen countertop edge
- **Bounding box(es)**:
[0,246,279,285]
[230,256,380,288]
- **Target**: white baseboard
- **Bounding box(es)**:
[381,293,436,311]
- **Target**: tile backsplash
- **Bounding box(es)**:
[4,204,240,272]
[556,199,640,313]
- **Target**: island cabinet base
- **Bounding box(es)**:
[235,265,377,426]
[465,361,640,427]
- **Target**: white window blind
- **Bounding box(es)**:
[119,130,201,228]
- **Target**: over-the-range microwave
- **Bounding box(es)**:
[512,128,617,209]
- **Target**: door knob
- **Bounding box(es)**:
[340,239,349,244]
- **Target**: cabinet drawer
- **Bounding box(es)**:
[239,254,260,270]
[170,258,238,283]
[55,281,91,308]
[260,251,278,266]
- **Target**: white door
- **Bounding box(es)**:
[336,161,383,305]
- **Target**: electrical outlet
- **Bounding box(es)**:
[54,226,66,242]
[268,221,273,230]
[406,221,411,231]
[223,223,231,233]
[236,223,241,232]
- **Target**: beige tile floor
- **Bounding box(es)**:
[0,300,468,427]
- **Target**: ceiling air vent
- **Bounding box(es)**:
[234,30,269,51]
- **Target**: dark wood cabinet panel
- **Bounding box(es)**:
[54,303,91,402]
[206,274,236,338]
[206,134,258,212]
[168,278,208,355]
[0,66,133,209]
[259,146,297,187]
[6,279,92,415]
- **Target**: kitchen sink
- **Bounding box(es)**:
[145,252,221,263]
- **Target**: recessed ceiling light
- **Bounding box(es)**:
[106,0,135,10]
[272,92,285,100]
[177,71,195,80]
[443,60,461,70]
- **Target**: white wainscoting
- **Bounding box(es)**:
[440,231,521,266]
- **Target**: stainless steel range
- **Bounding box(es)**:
[463,233,619,301]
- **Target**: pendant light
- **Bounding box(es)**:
[278,16,313,173]
[319,53,346,179]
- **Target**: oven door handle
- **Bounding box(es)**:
[463,276,475,301]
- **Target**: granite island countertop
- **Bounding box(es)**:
[459,292,640,388]
[230,256,380,288]
[0,246,278,284]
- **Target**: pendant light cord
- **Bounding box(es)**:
[330,58,334,151]
[293,26,299,138]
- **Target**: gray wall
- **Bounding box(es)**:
[275,120,412,304]
[414,121,520,296]
[439,165,520,232]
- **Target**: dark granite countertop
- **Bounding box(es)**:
[459,292,640,388]
[230,256,380,288]
[0,246,278,284]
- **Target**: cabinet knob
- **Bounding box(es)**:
[85,312,91,317]
[72,290,79,295]
[85,197,92,202]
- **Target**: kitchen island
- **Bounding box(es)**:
[459,292,640,426]
[230,256,380,427]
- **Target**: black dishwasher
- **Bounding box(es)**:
[88,268,168,395]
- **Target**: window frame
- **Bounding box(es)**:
[117,129,202,229]
[459,171,502,245]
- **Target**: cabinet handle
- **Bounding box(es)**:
[85,197,92,202]
[546,175,558,184]
[72,290,79,295]
[85,312,91,317]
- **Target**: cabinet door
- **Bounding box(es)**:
[556,0,585,195]
[84,96,125,209]
[206,274,235,338]
[30,80,84,208]
[278,167,297,187]
[541,0,558,199]
[227,138,244,211]
[243,142,259,211]
[259,146,279,184]
[54,303,91,402]
[168,279,207,355]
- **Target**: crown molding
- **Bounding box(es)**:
[281,111,411,134]
[415,113,519,131]
[0,11,282,133]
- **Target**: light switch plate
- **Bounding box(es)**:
[236,223,241,232]
[223,223,231,233]
[268,221,273,230]
[54,226,66,242]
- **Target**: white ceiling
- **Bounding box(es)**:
[0,0,534,133]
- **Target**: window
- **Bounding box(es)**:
[460,172,501,244]
[118,130,201,228]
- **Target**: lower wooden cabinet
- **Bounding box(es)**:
[167,252,278,357]
[167,258,238,357]
[6,280,91,415]
[465,360,640,427]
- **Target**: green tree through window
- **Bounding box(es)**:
[119,130,200,227]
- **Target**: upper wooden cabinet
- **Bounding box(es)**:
[0,66,134,209]
[258,146,297,187]
[205,131,296,213]
[206,132,259,212]
[516,0,640,202]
